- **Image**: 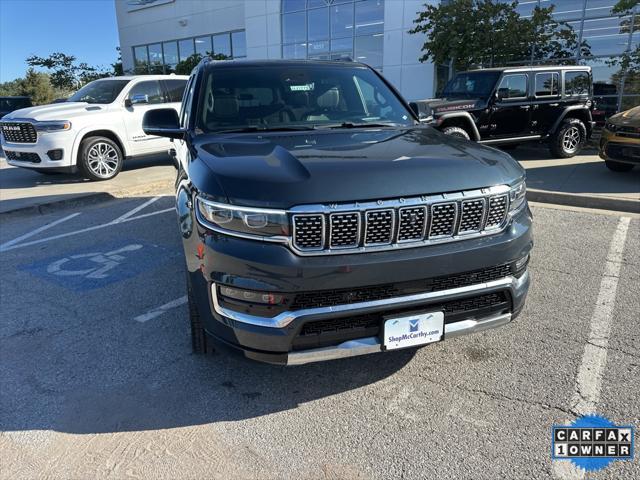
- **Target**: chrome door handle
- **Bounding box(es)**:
[519,106,530,110]
[549,103,559,107]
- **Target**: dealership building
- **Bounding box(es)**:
[116,0,639,110]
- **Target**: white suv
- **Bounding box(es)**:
[0,75,188,180]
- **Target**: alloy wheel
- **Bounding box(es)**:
[87,142,120,178]
[562,126,581,153]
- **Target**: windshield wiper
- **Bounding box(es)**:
[212,125,317,134]
[317,122,400,129]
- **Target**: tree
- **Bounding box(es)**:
[26,52,110,90]
[174,52,229,75]
[410,1,587,71]
[14,69,61,105]
[612,0,639,14]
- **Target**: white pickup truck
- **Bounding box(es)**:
[0,75,188,180]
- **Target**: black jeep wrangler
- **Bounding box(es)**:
[419,66,595,158]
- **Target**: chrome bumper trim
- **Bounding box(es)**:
[287,312,513,365]
[212,271,528,329]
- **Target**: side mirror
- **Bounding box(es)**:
[496,88,509,101]
[143,108,185,140]
[409,101,434,123]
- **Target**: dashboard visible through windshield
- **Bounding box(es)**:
[195,64,415,133]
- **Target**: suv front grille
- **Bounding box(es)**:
[4,150,41,163]
[1,122,37,143]
[291,186,511,255]
[289,263,513,310]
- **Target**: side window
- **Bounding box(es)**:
[564,71,590,96]
[180,76,195,128]
[164,79,187,103]
[535,72,559,97]
[497,74,528,100]
[128,81,164,104]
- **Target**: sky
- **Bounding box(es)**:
[0,0,120,83]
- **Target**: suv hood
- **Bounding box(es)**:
[192,127,524,209]
[1,102,106,121]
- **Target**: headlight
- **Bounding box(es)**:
[605,122,617,132]
[196,196,290,240]
[509,180,526,213]
[34,120,72,132]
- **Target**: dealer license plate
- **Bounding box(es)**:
[383,311,444,350]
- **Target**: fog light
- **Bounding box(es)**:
[47,149,63,161]
[219,285,284,305]
[513,254,529,277]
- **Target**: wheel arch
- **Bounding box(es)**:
[72,128,128,165]
[549,106,593,137]
[436,112,481,141]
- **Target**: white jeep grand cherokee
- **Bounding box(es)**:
[0,75,188,180]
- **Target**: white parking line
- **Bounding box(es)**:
[552,216,631,480]
[0,213,81,252]
[134,296,188,323]
[112,196,162,223]
[570,216,630,416]
[0,207,174,253]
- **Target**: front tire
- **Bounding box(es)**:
[187,272,213,355]
[605,160,634,172]
[549,118,586,158]
[78,136,123,181]
[442,126,471,140]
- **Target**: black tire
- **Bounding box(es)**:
[442,126,471,140]
[186,272,213,355]
[78,136,123,181]
[549,118,587,158]
[605,160,634,172]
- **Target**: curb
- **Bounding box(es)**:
[0,179,174,217]
[527,189,640,214]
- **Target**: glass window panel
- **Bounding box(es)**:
[308,40,330,54]
[195,36,212,56]
[165,79,188,102]
[621,96,640,109]
[232,31,247,58]
[283,11,307,43]
[585,0,617,19]
[331,2,355,38]
[514,0,539,18]
[354,34,383,67]
[308,6,329,41]
[308,52,332,60]
[497,74,528,98]
[179,38,195,61]
[282,0,306,13]
[128,81,164,104]
[213,33,232,57]
[330,36,353,60]
[535,72,559,96]
[355,0,384,36]
[541,0,585,21]
[283,43,307,59]
[632,31,639,49]
[163,41,178,68]
[133,46,148,73]
[307,0,327,7]
[581,16,633,56]
[581,57,623,95]
[148,43,164,73]
[565,71,591,95]
[624,72,640,95]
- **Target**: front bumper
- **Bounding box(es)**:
[599,129,640,165]
[185,202,533,365]
[1,131,75,169]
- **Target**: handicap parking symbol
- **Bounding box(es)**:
[21,240,176,291]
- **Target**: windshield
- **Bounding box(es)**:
[0,98,30,111]
[67,79,130,104]
[196,64,415,133]
[442,72,501,99]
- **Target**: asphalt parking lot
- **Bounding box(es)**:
[0,194,638,479]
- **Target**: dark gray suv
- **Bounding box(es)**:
[143,59,532,365]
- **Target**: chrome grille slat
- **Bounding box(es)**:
[364,209,394,245]
[290,186,512,255]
